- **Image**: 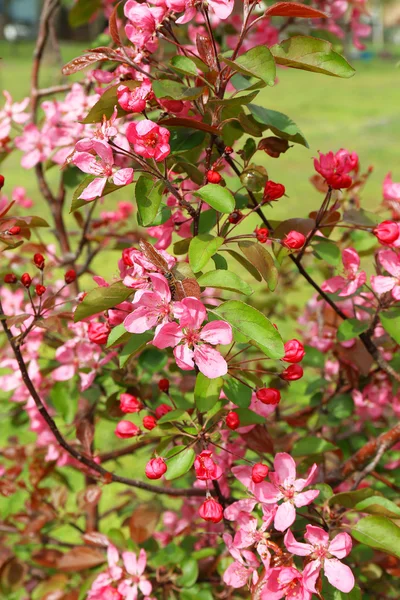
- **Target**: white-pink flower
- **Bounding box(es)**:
[124,273,173,334]
[152,297,232,378]
[371,250,400,301]
[253,453,319,532]
[72,139,133,201]
[383,172,400,217]
[0,91,29,140]
[15,123,52,169]
[321,247,366,297]
[117,549,152,599]
[284,525,355,594]
[126,119,170,162]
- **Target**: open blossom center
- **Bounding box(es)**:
[183,327,200,346]
[144,132,159,147]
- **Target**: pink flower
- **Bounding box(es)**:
[124,1,159,48]
[321,248,366,297]
[283,339,305,363]
[254,453,319,531]
[72,139,133,201]
[15,124,52,169]
[371,250,400,301]
[314,149,358,189]
[284,525,354,594]
[383,172,400,217]
[145,457,167,479]
[0,91,29,140]
[88,322,110,345]
[194,450,222,481]
[117,79,153,113]
[115,421,141,438]
[124,274,172,334]
[126,120,170,162]
[260,566,315,600]
[374,220,400,246]
[118,549,152,599]
[168,0,233,24]
[120,393,143,413]
[152,297,232,379]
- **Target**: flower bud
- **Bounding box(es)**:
[206,170,222,184]
[283,231,306,250]
[4,273,17,284]
[374,221,400,245]
[64,269,77,284]
[228,210,243,224]
[122,248,134,267]
[155,403,172,419]
[114,421,140,439]
[120,393,143,413]
[158,378,170,393]
[21,273,31,288]
[33,253,45,270]
[194,450,222,481]
[255,227,269,243]
[8,226,21,235]
[281,364,304,381]
[256,387,281,405]
[88,322,110,345]
[283,339,305,363]
[263,180,285,202]
[35,284,46,297]
[0,175,4,189]
[145,457,167,479]
[143,415,157,430]
[199,498,223,523]
[226,411,240,430]
[224,146,233,155]
[117,84,146,113]
[251,463,269,483]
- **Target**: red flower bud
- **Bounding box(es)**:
[255,227,269,243]
[33,253,45,270]
[155,403,172,419]
[122,248,134,267]
[21,273,32,288]
[88,322,110,345]
[256,387,281,405]
[281,364,304,381]
[283,339,305,363]
[226,411,240,430]
[206,170,222,184]
[283,231,306,250]
[120,393,143,413]
[228,210,243,224]
[64,269,77,284]
[4,273,17,284]
[145,457,167,479]
[35,284,46,297]
[158,378,170,393]
[251,463,269,483]
[8,226,21,235]
[0,175,4,190]
[114,421,141,439]
[224,146,233,155]
[263,181,285,202]
[374,221,400,245]
[143,415,158,430]
[199,498,223,523]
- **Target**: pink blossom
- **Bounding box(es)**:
[152,297,232,378]
[15,124,52,169]
[254,453,319,531]
[0,91,30,140]
[117,79,153,113]
[321,248,366,297]
[223,533,260,588]
[126,120,170,162]
[314,149,358,189]
[194,450,222,481]
[260,566,315,600]
[169,0,233,24]
[124,1,160,48]
[284,525,354,594]
[383,172,400,218]
[72,139,133,201]
[124,274,173,334]
[371,250,400,301]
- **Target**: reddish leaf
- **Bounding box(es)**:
[76,419,95,455]
[0,557,26,592]
[158,117,221,135]
[32,549,63,568]
[57,547,106,572]
[82,532,109,547]
[129,503,161,544]
[265,2,328,18]
[62,52,111,76]
[241,425,275,455]
[109,2,122,46]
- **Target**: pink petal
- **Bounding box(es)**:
[200,320,232,345]
[294,490,320,507]
[139,580,152,596]
[52,364,75,381]
[254,481,281,504]
[112,167,134,186]
[284,529,313,556]
[174,343,195,370]
[378,250,400,278]
[193,344,228,378]
[324,558,355,593]
[321,275,346,294]
[342,247,360,272]
[137,548,147,575]
[303,560,321,593]
[175,297,206,329]
[123,305,159,334]
[152,322,182,348]
[274,501,296,531]
[224,498,257,521]
[72,152,100,175]
[223,561,250,588]
[79,177,107,201]
[149,273,171,300]
[338,271,366,297]
[273,452,297,486]
[371,275,396,295]
[122,551,137,575]
[304,525,329,547]
[392,285,400,301]
[231,465,253,488]
[328,532,352,559]
[294,463,318,491]
[92,139,114,165]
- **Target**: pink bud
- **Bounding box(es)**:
[88,322,110,345]
[256,387,281,405]
[226,411,240,430]
[155,403,173,419]
[251,463,269,483]
[145,457,167,479]
[283,231,306,250]
[120,393,143,413]
[283,339,305,363]
[143,415,157,430]
[374,221,400,245]
[114,421,140,439]
[281,364,304,381]
[199,498,223,523]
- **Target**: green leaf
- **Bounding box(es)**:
[292,436,337,457]
[196,210,217,235]
[327,394,354,420]
[169,128,205,153]
[354,496,400,519]
[380,308,400,345]
[189,235,224,273]
[238,241,278,290]
[194,184,235,214]
[197,270,253,295]
[81,80,140,123]
[221,46,276,87]
[74,282,132,322]
[164,446,195,480]
[170,56,198,76]
[351,516,400,559]
[194,373,223,412]
[223,378,252,408]
[313,241,341,266]
[322,579,362,600]
[135,176,164,227]
[208,91,259,108]
[120,332,153,367]
[71,176,132,211]
[106,323,132,348]
[50,380,78,423]
[152,80,203,101]
[139,347,167,373]
[271,36,355,78]
[69,0,101,27]
[211,300,284,359]
[222,249,262,282]
[329,488,378,509]
[248,104,309,148]
[337,319,370,342]
[157,409,188,425]
[177,557,199,587]
[234,408,265,425]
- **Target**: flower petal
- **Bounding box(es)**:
[200,320,232,345]
[284,529,313,556]
[328,532,352,559]
[274,501,296,531]
[324,558,355,593]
